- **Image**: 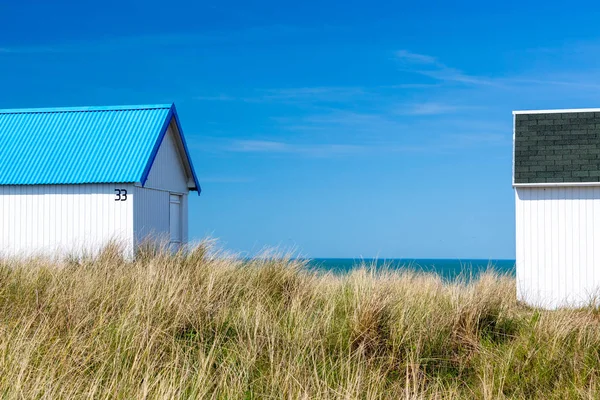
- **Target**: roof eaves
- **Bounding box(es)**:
[0,104,173,115]
[171,104,201,195]
[513,108,600,115]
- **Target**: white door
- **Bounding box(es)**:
[169,194,182,248]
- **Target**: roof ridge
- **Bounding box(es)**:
[0,104,173,115]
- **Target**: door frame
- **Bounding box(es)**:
[169,193,183,248]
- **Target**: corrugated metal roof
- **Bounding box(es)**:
[0,104,200,192]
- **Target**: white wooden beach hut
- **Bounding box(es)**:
[0,104,200,257]
[514,108,600,308]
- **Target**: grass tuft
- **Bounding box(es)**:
[0,244,597,398]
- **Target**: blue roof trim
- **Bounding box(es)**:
[140,107,174,188]
[140,104,201,194]
[172,104,201,194]
[0,104,172,114]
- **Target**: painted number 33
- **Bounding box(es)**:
[114,189,128,201]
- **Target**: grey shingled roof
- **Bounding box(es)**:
[514,111,600,184]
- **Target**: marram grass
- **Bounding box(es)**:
[0,242,599,399]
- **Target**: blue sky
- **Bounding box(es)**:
[2,1,600,258]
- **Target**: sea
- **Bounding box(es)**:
[305,258,516,281]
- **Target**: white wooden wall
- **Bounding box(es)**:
[0,184,134,258]
[143,122,190,194]
[516,186,600,308]
[133,186,169,245]
[133,122,190,247]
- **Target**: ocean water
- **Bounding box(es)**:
[306,258,516,280]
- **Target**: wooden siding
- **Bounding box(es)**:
[133,186,170,245]
[144,122,190,194]
[133,186,189,248]
[516,186,600,308]
[134,120,190,248]
[0,184,134,258]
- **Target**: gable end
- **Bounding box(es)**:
[140,105,200,193]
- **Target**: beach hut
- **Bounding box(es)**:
[514,108,600,308]
[0,104,200,257]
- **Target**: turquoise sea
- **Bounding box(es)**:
[306,258,516,280]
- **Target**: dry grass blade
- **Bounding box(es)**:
[0,244,596,398]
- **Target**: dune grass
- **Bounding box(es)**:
[0,242,598,399]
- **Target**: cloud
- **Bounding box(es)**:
[381,83,442,89]
[215,126,508,158]
[395,50,438,64]
[0,46,59,54]
[418,68,495,86]
[229,140,289,152]
[194,86,370,104]
[201,176,255,183]
[271,110,410,140]
[0,25,320,55]
[395,49,496,86]
[257,87,367,102]
[194,94,237,101]
[399,102,472,115]
[446,132,509,147]
[505,77,600,90]
[226,140,365,157]
[397,44,600,91]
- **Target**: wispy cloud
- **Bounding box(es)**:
[396,48,600,90]
[194,86,370,104]
[395,50,496,86]
[446,132,509,147]
[0,46,59,54]
[272,110,409,138]
[226,140,366,157]
[395,50,438,64]
[506,77,600,91]
[201,176,255,183]
[211,122,509,158]
[381,83,443,89]
[229,140,290,152]
[398,102,473,115]
[194,94,237,101]
[257,87,367,102]
[0,25,322,55]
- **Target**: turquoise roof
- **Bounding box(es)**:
[0,104,200,192]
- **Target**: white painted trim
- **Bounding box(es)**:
[512,113,516,186]
[133,182,185,195]
[514,182,600,188]
[513,108,600,115]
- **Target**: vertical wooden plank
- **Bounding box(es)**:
[572,187,581,305]
[0,187,4,256]
[522,188,531,304]
[590,187,600,305]
[541,188,548,307]
[564,187,572,305]
[515,191,522,292]
[548,187,555,305]
[586,187,595,302]
[44,185,49,252]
